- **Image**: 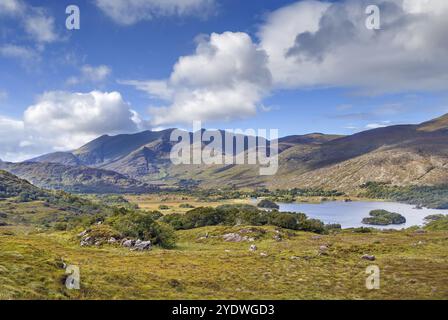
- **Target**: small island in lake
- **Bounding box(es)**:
[257,199,280,210]
[362,209,407,226]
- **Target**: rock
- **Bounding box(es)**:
[273,234,282,242]
[290,256,300,260]
[77,230,88,237]
[260,252,268,257]
[249,245,257,252]
[80,236,93,247]
[361,254,376,261]
[223,233,248,242]
[94,241,102,246]
[122,239,135,248]
[108,237,117,244]
[415,229,427,234]
[133,240,152,251]
[318,245,329,254]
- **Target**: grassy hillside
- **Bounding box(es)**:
[0,170,46,199]
[0,162,156,194]
[1,225,447,299]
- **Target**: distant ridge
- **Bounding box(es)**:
[2,113,447,193]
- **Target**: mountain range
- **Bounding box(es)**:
[1,113,448,193]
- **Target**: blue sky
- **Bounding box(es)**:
[0,0,447,161]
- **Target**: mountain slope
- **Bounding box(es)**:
[0,162,155,193]
[0,170,46,198]
[16,113,448,192]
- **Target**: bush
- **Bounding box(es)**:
[179,204,195,209]
[106,211,176,248]
[268,212,298,230]
[54,222,68,231]
[181,207,224,229]
[325,224,342,231]
[351,227,373,233]
[88,224,122,240]
[159,205,170,210]
[298,218,325,233]
[162,204,326,234]
[161,213,185,230]
[257,199,279,210]
[425,215,448,231]
[148,222,177,249]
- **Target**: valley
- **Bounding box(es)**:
[1,114,448,300]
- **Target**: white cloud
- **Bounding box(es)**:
[118,80,174,100]
[95,0,216,25]
[0,44,37,61]
[365,121,392,129]
[0,116,28,162]
[23,7,58,43]
[123,32,272,125]
[0,91,147,161]
[67,65,112,85]
[0,0,25,15]
[0,0,58,44]
[259,0,448,94]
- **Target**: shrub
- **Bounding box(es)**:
[88,224,122,240]
[179,204,195,209]
[161,213,185,230]
[425,215,448,231]
[268,212,298,230]
[159,205,170,210]
[298,218,325,233]
[106,211,176,248]
[54,222,68,231]
[325,224,342,231]
[148,221,177,249]
[181,207,224,229]
[257,199,279,210]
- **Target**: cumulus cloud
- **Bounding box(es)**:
[95,0,216,25]
[67,65,112,85]
[259,0,448,94]
[0,91,147,161]
[122,32,272,125]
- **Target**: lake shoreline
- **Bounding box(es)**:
[275,200,446,230]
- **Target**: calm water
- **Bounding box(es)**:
[276,201,447,229]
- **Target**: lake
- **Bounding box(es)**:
[276,201,447,229]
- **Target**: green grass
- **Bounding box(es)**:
[1,225,447,300]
